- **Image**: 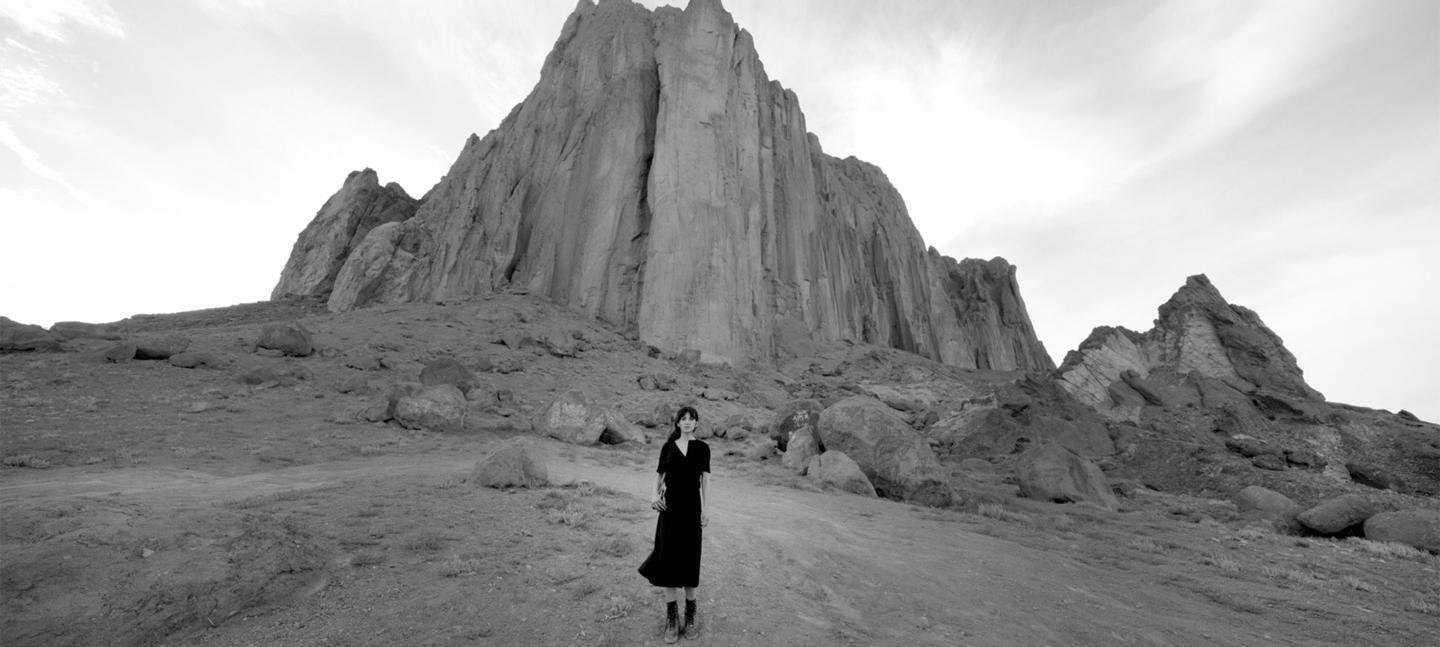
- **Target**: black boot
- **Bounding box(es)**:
[663,601,679,644]
[683,599,699,640]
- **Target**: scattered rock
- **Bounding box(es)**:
[1296,494,1378,535]
[1250,454,1287,471]
[806,451,876,497]
[135,335,191,360]
[958,458,995,474]
[1234,485,1298,516]
[1014,443,1119,509]
[1363,509,1440,553]
[419,357,478,395]
[1225,436,1279,458]
[394,384,468,433]
[771,400,822,451]
[1283,448,1325,469]
[168,351,222,369]
[257,321,314,357]
[346,356,384,371]
[470,439,548,488]
[599,410,639,445]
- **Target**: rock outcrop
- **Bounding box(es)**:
[272,169,417,300]
[1058,275,1322,423]
[271,0,1052,371]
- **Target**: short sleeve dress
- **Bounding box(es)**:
[638,438,710,588]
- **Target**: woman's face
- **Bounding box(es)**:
[677,412,698,434]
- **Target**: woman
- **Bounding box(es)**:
[638,405,710,643]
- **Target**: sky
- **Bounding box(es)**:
[2,0,1437,421]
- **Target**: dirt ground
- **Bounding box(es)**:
[3,297,1439,646]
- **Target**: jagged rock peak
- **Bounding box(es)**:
[272,169,418,301]
[271,0,1053,372]
[1057,274,1321,421]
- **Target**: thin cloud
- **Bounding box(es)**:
[1137,0,1363,170]
[0,120,93,206]
[0,0,126,42]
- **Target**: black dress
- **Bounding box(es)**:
[638,438,710,588]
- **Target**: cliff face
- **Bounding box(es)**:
[272,0,1052,371]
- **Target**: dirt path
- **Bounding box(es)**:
[2,443,1341,646]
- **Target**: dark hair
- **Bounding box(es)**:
[666,406,699,443]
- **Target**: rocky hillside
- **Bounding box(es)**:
[1054,275,1439,499]
[270,0,1052,372]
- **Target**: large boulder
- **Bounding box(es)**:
[393,384,468,433]
[1296,494,1378,535]
[806,451,876,497]
[817,395,951,506]
[1363,509,1440,553]
[470,439,548,489]
[535,390,608,444]
[257,322,314,357]
[1014,443,1119,509]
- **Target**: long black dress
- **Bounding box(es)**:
[638,438,710,588]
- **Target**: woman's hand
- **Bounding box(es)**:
[700,513,708,527]
[651,494,666,513]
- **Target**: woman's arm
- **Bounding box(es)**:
[652,473,666,512]
[699,472,709,527]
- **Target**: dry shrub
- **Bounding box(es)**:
[591,535,633,558]
[1339,575,1376,592]
[1260,565,1321,586]
[405,530,447,551]
[547,508,590,529]
[351,551,385,567]
[440,558,482,577]
[976,503,1031,525]
[1202,552,1242,573]
[1346,537,1433,562]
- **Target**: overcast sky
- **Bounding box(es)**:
[2,0,1436,421]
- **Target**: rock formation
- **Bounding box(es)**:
[272,0,1052,371]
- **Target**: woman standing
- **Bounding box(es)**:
[638,406,710,642]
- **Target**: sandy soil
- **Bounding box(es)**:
[3,297,1438,646]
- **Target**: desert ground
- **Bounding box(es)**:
[3,295,1438,646]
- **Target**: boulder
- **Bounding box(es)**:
[135,335,190,360]
[257,322,314,357]
[535,390,608,444]
[383,381,423,419]
[1283,448,1325,469]
[470,439,548,488]
[1363,509,1440,553]
[104,343,137,363]
[1346,462,1406,492]
[806,451,876,497]
[781,427,822,474]
[393,384,468,433]
[1225,436,1279,458]
[419,357,477,395]
[817,395,951,506]
[1014,443,1119,509]
[1296,494,1378,535]
[1234,485,1298,516]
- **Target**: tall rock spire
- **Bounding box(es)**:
[272,0,1053,371]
